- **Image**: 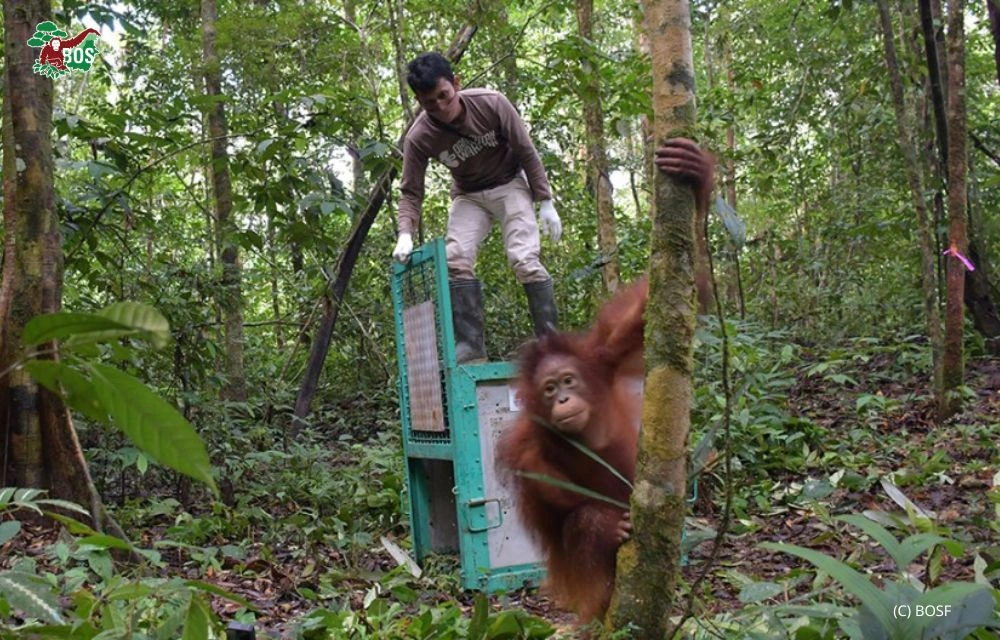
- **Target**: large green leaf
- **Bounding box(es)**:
[840,514,949,571]
[761,542,904,638]
[23,303,170,349]
[95,302,170,348]
[915,583,998,639]
[87,364,217,495]
[25,360,107,423]
[0,521,21,546]
[0,571,63,624]
[23,313,133,346]
[182,595,212,640]
[0,487,89,518]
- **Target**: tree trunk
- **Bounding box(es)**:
[919,0,950,165]
[942,0,968,418]
[292,25,478,427]
[634,7,655,215]
[989,0,1000,86]
[1,0,115,531]
[607,0,694,635]
[723,33,745,318]
[202,0,247,402]
[575,0,620,294]
[877,0,945,411]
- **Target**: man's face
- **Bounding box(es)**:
[414,77,462,124]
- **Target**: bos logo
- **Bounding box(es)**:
[28,22,101,79]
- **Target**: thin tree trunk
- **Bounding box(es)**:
[990,0,1000,86]
[267,212,283,350]
[878,0,945,410]
[1,0,117,533]
[721,31,745,319]
[634,7,655,215]
[919,0,950,165]
[292,25,478,427]
[942,0,968,417]
[202,0,247,402]
[608,0,693,634]
[575,0,620,293]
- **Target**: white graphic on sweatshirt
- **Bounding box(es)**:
[438,130,499,168]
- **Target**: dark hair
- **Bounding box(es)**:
[406,52,454,93]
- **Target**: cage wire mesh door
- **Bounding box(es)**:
[391,239,544,592]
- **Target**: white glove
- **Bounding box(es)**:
[392,233,414,262]
[538,200,562,243]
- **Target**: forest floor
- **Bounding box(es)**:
[2,351,998,637]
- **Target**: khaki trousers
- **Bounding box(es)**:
[445,173,550,284]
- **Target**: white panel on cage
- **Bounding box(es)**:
[476,382,545,568]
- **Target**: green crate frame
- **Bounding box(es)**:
[391,239,545,593]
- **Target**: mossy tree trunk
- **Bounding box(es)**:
[607,0,695,635]
[202,0,247,402]
[0,0,115,530]
[576,0,620,293]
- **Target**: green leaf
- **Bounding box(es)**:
[0,521,21,546]
[25,360,106,423]
[515,471,629,510]
[881,478,934,519]
[94,302,170,348]
[44,511,100,536]
[23,313,133,346]
[761,542,901,638]
[529,415,632,490]
[88,161,120,180]
[87,363,217,495]
[738,581,784,603]
[469,593,489,640]
[839,515,906,567]
[0,571,64,624]
[157,592,191,640]
[917,583,996,638]
[182,594,211,640]
[184,580,260,612]
[77,534,136,552]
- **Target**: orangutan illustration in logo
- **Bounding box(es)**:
[28,22,101,78]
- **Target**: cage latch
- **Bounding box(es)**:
[465,497,503,532]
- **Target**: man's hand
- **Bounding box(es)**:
[654,138,715,211]
[538,200,562,243]
[392,233,414,263]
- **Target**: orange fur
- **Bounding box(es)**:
[497,279,648,621]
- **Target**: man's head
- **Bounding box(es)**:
[407,52,463,124]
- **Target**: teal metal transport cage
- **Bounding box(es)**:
[390,239,545,592]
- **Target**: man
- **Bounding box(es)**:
[392,53,716,364]
[392,52,562,363]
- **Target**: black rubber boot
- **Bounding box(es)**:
[449,279,487,364]
[524,278,558,337]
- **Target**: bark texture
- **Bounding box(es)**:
[607,0,694,634]
[1,0,116,531]
[202,0,247,402]
[576,0,620,293]
[941,0,967,417]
